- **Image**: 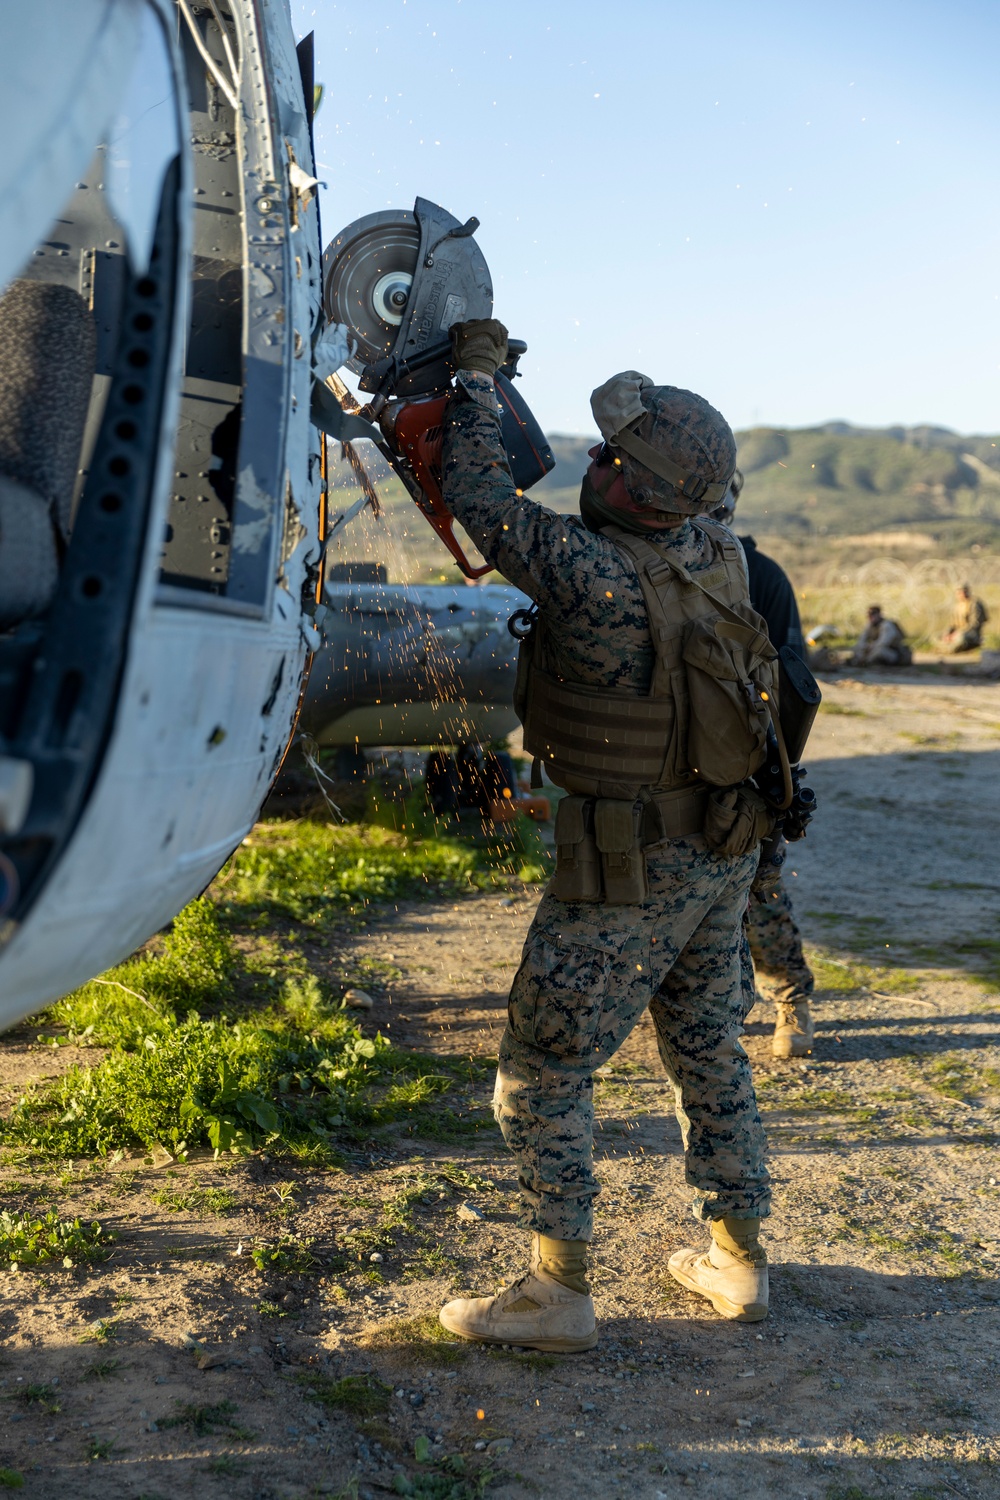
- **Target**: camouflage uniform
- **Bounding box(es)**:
[747,860,814,1007]
[442,371,771,1239]
[738,536,815,1011]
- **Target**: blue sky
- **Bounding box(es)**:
[294,0,999,436]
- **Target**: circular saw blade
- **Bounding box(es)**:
[323,209,420,372]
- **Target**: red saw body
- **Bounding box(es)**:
[319,198,555,578]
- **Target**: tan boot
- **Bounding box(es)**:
[439,1236,597,1352]
[668,1218,768,1322]
[772,997,813,1057]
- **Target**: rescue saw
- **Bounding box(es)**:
[312,198,555,578]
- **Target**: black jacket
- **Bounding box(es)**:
[740,536,804,656]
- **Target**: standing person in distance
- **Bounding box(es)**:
[434,319,779,1352]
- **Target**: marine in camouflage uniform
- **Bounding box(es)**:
[738,529,815,1055]
[436,325,772,1350]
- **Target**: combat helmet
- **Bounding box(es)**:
[581,371,737,535]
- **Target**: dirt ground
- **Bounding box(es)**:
[1,668,999,1500]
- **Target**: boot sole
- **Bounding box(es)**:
[668,1263,768,1323]
[439,1310,598,1352]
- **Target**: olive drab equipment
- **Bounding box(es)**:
[512,518,782,902]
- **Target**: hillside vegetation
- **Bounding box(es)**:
[534,424,1000,554]
[322,421,1000,612]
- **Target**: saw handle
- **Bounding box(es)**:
[391,396,493,579]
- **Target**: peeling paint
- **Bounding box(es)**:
[281,478,307,563]
[232,465,274,554]
[249,263,276,298]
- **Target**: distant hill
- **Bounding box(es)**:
[533,424,1000,551]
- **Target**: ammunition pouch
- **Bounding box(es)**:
[703,784,776,858]
[553,785,711,903]
[594,798,648,904]
[552,795,603,902]
[553,794,647,905]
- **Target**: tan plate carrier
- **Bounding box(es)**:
[514,519,781,902]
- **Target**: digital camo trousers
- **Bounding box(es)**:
[746,856,814,1006]
[493,837,770,1241]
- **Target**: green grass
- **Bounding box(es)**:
[228,814,548,925]
[151,1183,237,1215]
[360,1311,466,1364]
[6,815,516,1166]
[298,1372,391,1415]
[8,1384,60,1414]
[0,1210,114,1270]
[393,1465,495,1499]
[158,1400,250,1438]
[806,948,923,994]
[206,1455,244,1477]
[249,1233,316,1275]
[785,1087,857,1112]
[3,902,460,1163]
[80,1318,120,1345]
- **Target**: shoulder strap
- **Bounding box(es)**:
[638,534,765,640]
[692,514,743,568]
[606,531,685,694]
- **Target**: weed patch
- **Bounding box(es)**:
[158,1400,250,1438]
[152,1183,237,1215]
[8,1384,60,1414]
[919,1053,1000,1103]
[250,1234,316,1275]
[206,1454,243,1476]
[4,901,473,1164]
[79,1319,120,1345]
[0,1210,113,1270]
[228,817,545,925]
[360,1312,466,1364]
[5,815,515,1168]
[298,1372,391,1416]
[807,948,922,995]
[394,1463,494,1499]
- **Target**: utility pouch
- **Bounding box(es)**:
[552,795,602,902]
[594,798,648,905]
[703,784,776,859]
[682,617,775,787]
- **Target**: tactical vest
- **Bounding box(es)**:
[515,518,778,803]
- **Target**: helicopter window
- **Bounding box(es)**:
[158,0,290,616]
[0,3,180,636]
[158,1,245,603]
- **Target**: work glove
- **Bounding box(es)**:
[450,318,509,378]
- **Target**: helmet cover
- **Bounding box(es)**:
[590,372,737,518]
